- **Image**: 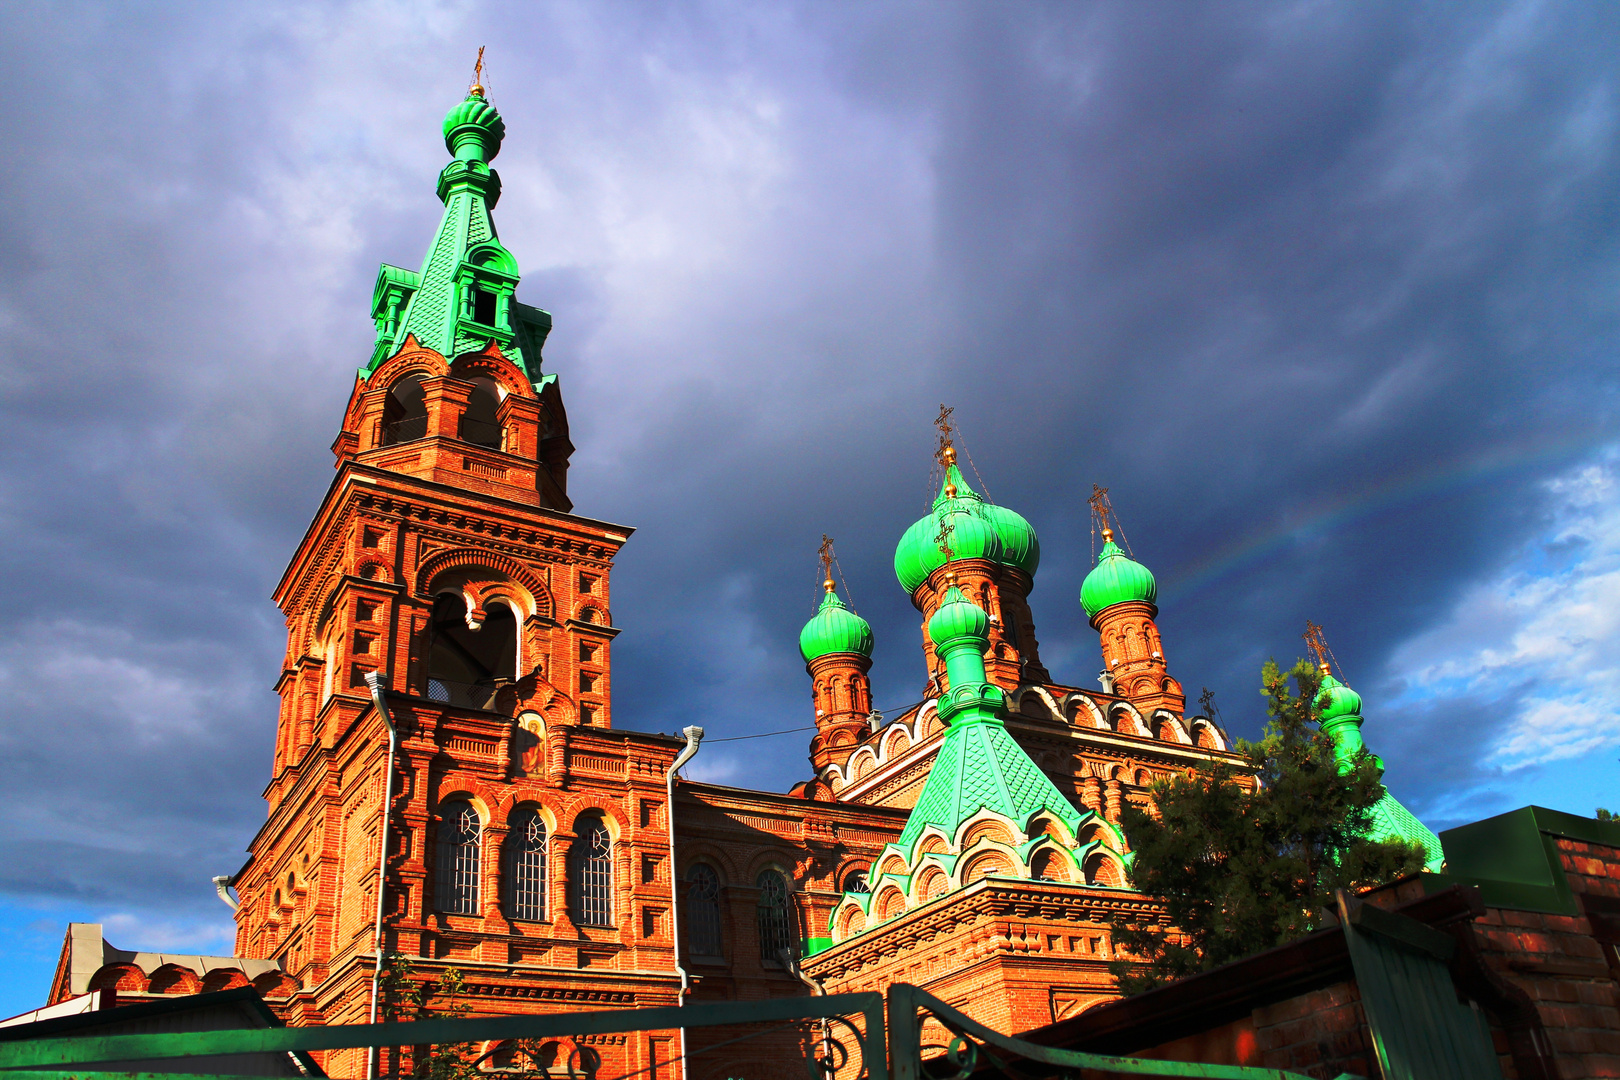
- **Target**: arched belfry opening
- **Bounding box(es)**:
[425,593,517,711]
[381,375,428,446]
[459,376,502,449]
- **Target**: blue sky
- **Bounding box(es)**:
[0,1,1617,1017]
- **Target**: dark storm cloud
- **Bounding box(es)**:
[0,0,1615,962]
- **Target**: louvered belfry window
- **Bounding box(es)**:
[508,810,548,921]
[435,799,481,914]
[574,818,614,927]
[756,869,794,963]
[687,864,723,957]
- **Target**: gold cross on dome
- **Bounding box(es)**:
[933,519,956,563]
[818,534,834,580]
[1303,621,1332,674]
[471,46,487,96]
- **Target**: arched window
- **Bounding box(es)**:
[435,800,481,914]
[381,375,428,446]
[756,870,794,964]
[459,376,502,449]
[425,595,517,712]
[842,867,870,895]
[573,817,613,927]
[687,864,723,958]
[507,809,547,921]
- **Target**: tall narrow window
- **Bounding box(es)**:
[473,288,498,327]
[573,817,613,927]
[687,865,722,958]
[756,870,794,964]
[435,800,481,914]
[507,809,548,921]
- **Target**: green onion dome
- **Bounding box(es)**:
[894,462,1007,594]
[981,502,1040,577]
[1079,530,1157,620]
[799,585,875,663]
[928,584,990,648]
[443,91,506,162]
[1317,670,1364,722]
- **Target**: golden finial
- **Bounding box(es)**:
[944,569,958,587]
[470,46,487,98]
[1101,526,1114,543]
[818,535,836,593]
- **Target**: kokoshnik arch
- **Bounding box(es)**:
[43,81,1442,1078]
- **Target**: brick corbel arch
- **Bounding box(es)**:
[368,337,450,390]
[450,346,537,400]
[416,549,554,621]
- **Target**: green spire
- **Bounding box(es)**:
[363,89,554,389]
[1315,667,1444,872]
[898,582,1084,848]
[1079,529,1157,620]
[799,586,874,663]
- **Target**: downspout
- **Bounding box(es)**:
[211,875,239,912]
[665,725,704,1080]
[363,671,399,1080]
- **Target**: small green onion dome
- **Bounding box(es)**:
[443,91,506,162]
[799,585,874,663]
[1080,530,1157,620]
[1317,670,1364,722]
[894,462,1014,593]
[928,584,990,647]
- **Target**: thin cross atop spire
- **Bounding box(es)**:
[470,46,487,97]
[818,534,835,592]
[1303,620,1341,677]
[1088,483,1134,557]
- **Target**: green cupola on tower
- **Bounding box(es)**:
[799,582,874,663]
[894,446,1039,594]
[362,73,555,391]
[1308,653,1445,873]
[1080,527,1157,621]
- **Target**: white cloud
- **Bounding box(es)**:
[1387,449,1620,768]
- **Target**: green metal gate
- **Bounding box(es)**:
[0,984,1366,1080]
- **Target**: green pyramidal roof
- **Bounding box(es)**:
[1370,788,1445,872]
[898,715,1085,848]
[898,584,1083,849]
[363,92,553,389]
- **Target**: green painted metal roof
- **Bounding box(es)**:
[799,587,874,662]
[928,584,989,647]
[1079,538,1156,619]
[362,93,552,388]
[1369,788,1446,873]
[897,714,1086,849]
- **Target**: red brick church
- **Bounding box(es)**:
[43,82,1456,1078]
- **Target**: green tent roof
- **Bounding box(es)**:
[363,92,553,388]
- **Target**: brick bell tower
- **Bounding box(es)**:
[228,75,688,1073]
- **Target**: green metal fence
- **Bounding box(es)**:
[0,984,1357,1080]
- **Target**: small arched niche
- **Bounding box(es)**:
[425,594,518,712]
[459,376,503,449]
[381,375,428,446]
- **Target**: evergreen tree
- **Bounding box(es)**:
[1108,659,1427,993]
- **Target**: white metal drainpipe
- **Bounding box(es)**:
[665,725,704,1080]
[364,671,399,1080]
